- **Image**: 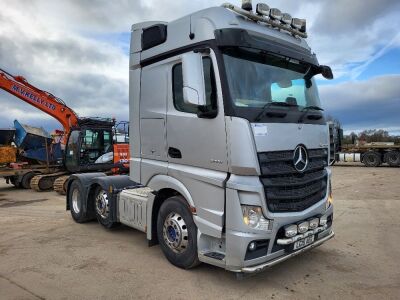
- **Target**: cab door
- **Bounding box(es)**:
[166,50,228,172]
[166,49,228,238]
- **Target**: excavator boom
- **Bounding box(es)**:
[0,68,79,143]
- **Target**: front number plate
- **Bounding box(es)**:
[293,235,315,250]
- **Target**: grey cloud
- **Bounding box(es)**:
[320,75,400,132]
[312,0,400,34]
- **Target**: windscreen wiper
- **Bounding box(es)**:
[298,106,324,123]
[254,102,297,122]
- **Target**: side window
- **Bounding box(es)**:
[172,57,217,114]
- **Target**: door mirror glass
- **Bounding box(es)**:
[182,52,206,106]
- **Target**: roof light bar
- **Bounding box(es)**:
[221,2,308,38]
[241,0,253,11]
[256,3,269,16]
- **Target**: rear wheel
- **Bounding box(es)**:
[384,151,400,167]
[157,196,200,269]
[68,180,89,223]
[94,186,119,229]
[363,151,381,167]
[21,172,36,189]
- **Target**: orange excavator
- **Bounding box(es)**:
[0,67,129,193]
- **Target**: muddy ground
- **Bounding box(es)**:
[0,164,399,299]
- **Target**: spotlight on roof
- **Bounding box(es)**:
[256,3,270,16]
[281,13,292,25]
[269,8,282,21]
[241,0,253,11]
[291,18,307,33]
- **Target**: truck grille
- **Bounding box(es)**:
[258,148,328,212]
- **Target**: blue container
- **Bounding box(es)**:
[22,142,63,164]
[14,120,52,150]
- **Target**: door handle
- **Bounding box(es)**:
[168,147,182,159]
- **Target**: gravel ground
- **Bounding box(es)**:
[0,164,399,299]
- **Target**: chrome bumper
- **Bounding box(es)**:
[240,230,335,274]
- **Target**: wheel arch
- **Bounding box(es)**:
[146,175,195,245]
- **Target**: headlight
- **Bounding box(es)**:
[241,205,272,231]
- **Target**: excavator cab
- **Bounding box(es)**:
[64,119,115,173]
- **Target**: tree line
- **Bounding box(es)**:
[343,129,400,145]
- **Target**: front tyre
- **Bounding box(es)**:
[157,196,200,269]
[94,186,119,229]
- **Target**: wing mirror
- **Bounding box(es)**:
[320,65,334,80]
[182,52,206,106]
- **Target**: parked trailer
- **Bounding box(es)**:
[337,143,400,167]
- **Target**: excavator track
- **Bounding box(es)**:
[30,172,68,192]
[53,175,70,195]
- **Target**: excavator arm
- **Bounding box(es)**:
[0,67,79,144]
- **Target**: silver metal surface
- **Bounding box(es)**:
[162,212,189,253]
[95,189,110,219]
[71,188,80,214]
[118,188,150,232]
[241,231,335,273]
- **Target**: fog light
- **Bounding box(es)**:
[320,215,328,226]
[308,218,319,229]
[298,221,309,234]
[284,224,297,237]
[248,242,257,251]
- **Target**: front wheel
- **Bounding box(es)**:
[157,196,200,269]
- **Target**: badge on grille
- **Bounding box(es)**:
[293,145,309,172]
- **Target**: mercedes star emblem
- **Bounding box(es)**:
[293,145,309,172]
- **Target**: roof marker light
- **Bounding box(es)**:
[256,3,270,16]
[281,13,292,25]
[269,8,282,21]
[241,0,253,11]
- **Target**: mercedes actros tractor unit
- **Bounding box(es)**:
[66,1,335,274]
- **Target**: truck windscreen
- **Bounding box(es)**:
[222,47,324,124]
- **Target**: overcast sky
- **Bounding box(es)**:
[1,0,399,135]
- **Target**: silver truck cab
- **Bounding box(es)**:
[67,2,334,274]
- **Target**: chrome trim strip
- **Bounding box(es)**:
[240,231,334,273]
